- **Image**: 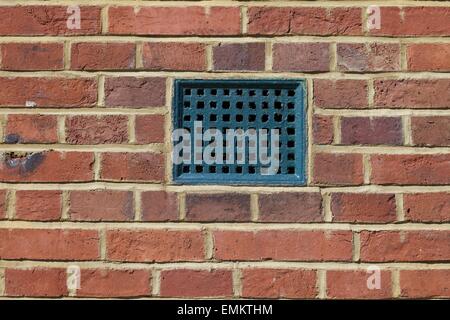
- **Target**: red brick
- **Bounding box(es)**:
[77,269,151,297]
[273,43,330,72]
[411,116,450,147]
[0,151,94,182]
[160,269,233,298]
[313,115,334,144]
[0,228,99,260]
[108,6,240,36]
[15,190,62,221]
[337,43,400,72]
[258,192,322,222]
[331,193,396,223]
[0,190,6,220]
[408,44,450,71]
[104,77,166,108]
[404,193,450,223]
[248,7,362,36]
[400,270,450,298]
[374,79,450,109]
[214,230,353,261]
[100,152,165,182]
[141,191,179,221]
[185,193,251,222]
[5,268,67,297]
[327,270,392,299]
[0,77,97,108]
[70,190,134,221]
[212,43,265,71]
[1,43,63,71]
[143,42,206,71]
[360,231,450,262]
[313,153,364,185]
[106,229,204,262]
[371,154,450,185]
[71,43,135,71]
[370,7,450,36]
[314,79,368,108]
[340,117,403,145]
[241,268,317,298]
[0,6,101,35]
[135,115,165,144]
[65,115,128,144]
[5,114,58,144]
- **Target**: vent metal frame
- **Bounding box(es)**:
[172,79,307,185]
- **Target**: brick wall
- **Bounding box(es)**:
[0,1,449,299]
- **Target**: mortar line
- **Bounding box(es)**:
[151,269,161,297]
[2,260,450,271]
[232,268,242,298]
[5,190,16,220]
[396,194,405,222]
[134,190,142,222]
[61,190,70,221]
[250,194,259,222]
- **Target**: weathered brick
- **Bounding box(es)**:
[247,7,362,35]
[160,269,233,298]
[313,115,334,145]
[400,270,450,298]
[374,79,450,109]
[407,44,450,71]
[369,7,450,36]
[65,115,128,144]
[100,152,165,182]
[141,191,179,221]
[0,6,101,35]
[71,43,135,71]
[371,154,450,185]
[313,153,364,185]
[77,269,151,297]
[404,193,450,222]
[69,190,134,221]
[0,229,99,260]
[258,192,322,222]
[5,268,67,297]
[411,116,450,147]
[213,43,265,71]
[143,42,206,71]
[214,230,353,261]
[241,269,317,298]
[15,190,61,221]
[360,231,450,262]
[327,270,392,299]
[273,43,330,72]
[104,77,166,108]
[0,77,97,108]
[135,115,165,144]
[1,43,64,70]
[0,151,94,182]
[185,193,251,222]
[106,229,204,262]
[340,117,403,145]
[108,6,240,35]
[337,43,400,72]
[331,193,396,223]
[314,80,368,108]
[5,114,58,144]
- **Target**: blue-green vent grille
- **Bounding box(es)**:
[172,79,307,185]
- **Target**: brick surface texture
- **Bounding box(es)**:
[0,0,448,300]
